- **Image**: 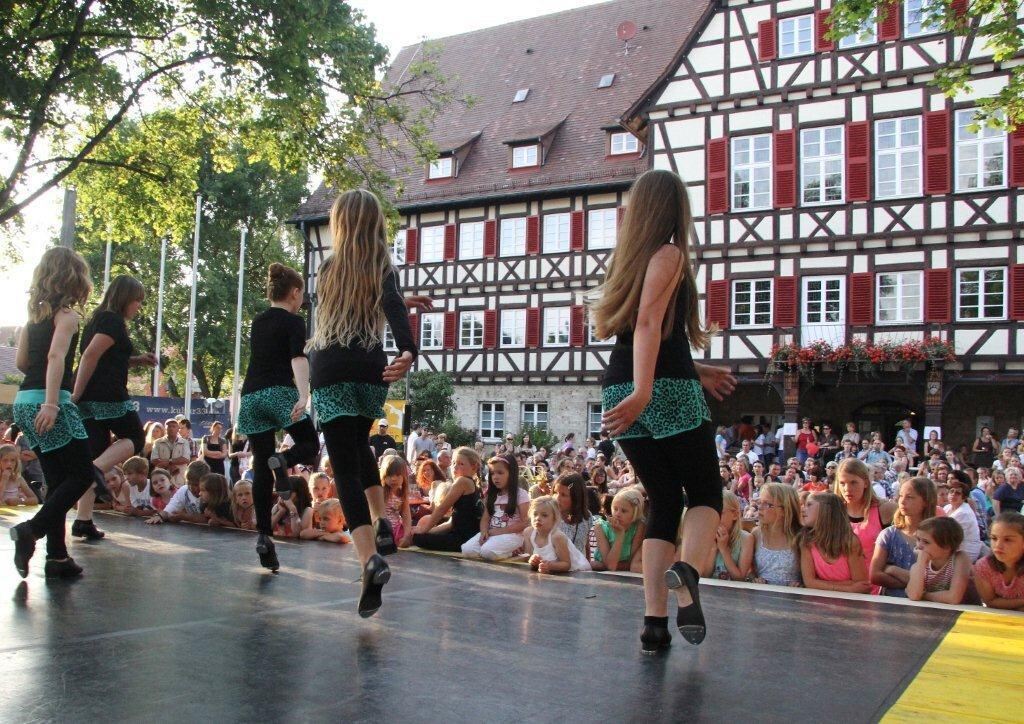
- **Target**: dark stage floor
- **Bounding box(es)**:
[0,512,961,723]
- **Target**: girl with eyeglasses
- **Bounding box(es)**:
[750,483,802,587]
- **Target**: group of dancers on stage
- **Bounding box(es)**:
[11,170,737,654]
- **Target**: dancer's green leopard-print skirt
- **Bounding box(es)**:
[601,378,711,440]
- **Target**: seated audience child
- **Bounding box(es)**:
[93,465,130,511]
[149,468,175,511]
[122,456,155,517]
[555,472,592,557]
[751,483,802,586]
[591,488,646,573]
[701,490,753,580]
[799,492,871,594]
[871,476,935,597]
[380,456,413,548]
[314,498,352,543]
[522,495,590,573]
[273,475,315,538]
[200,473,233,527]
[309,472,332,506]
[231,481,256,530]
[147,460,210,524]
[974,512,1024,610]
[907,517,974,605]
[462,455,530,560]
[0,443,39,505]
[413,446,483,551]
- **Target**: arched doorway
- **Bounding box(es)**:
[851,400,922,447]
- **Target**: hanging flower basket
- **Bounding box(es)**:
[764,337,956,385]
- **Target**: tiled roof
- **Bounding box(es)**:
[293,0,711,221]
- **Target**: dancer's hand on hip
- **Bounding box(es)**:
[696,363,737,402]
[404,295,434,312]
[34,403,58,435]
[602,391,649,438]
[291,396,308,423]
[383,351,413,382]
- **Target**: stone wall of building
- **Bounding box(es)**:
[453,383,603,441]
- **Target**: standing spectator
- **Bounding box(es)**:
[773,424,786,464]
[795,418,818,464]
[151,418,192,487]
[994,467,1024,515]
[142,421,164,459]
[200,420,228,476]
[560,432,577,455]
[757,423,776,465]
[972,426,999,469]
[714,425,729,460]
[177,417,198,461]
[1001,428,1020,456]
[227,427,251,484]
[817,425,840,463]
[895,419,918,461]
[414,428,436,460]
[737,439,758,468]
[405,422,423,463]
[841,421,861,448]
[368,419,397,460]
[923,430,945,459]
[596,431,614,462]
[584,437,597,461]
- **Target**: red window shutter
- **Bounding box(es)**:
[405,228,419,264]
[924,268,952,324]
[1009,128,1024,187]
[878,0,901,41]
[848,273,874,326]
[924,109,951,195]
[815,10,834,52]
[617,206,627,227]
[758,19,777,61]
[773,130,796,209]
[443,223,457,261]
[526,216,540,255]
[484,219,497,257]
[408,313,419,344]
[706,280,729,329]
[483,309,497,348]
[570,210,585,251]
[706,138,729,214]
[1011,265,1024,321]
[526,307,541,348]
[774,276,797,328]
[951,0,968,17]
[846,122,871,202]
[443,311,457,349]
[570,305,586,347]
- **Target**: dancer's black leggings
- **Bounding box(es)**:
[617,421,722,544]
[250,416,319,535]
[84,411,146,457]
[31,437,96,559]
[321,415,379,531]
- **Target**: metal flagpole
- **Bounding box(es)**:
[103,239,113,292]
[231,227,247,424]
[153,235,168,396]
[184,195,202,418]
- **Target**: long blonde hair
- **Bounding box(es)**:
[28,247,92,323]
[801,492,859,560]
[308,190,393,351]
[834,458,878,517]
[760,482,802,549]
[588,169,711,349]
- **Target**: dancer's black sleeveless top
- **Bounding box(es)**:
[241,307,308,395]
[78,311,133,401]
[21,318,78,392]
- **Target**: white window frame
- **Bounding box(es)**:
[459,221,484,260]
[383,324,397,352]
[956,267,1007,322]
[419,312,445,350]
[501,309,526,348]
[521,402,549,432]
[544,307,571,347]
[428,156,453,179]
[732,279,773,329]
[587,315,614,346]
[392,231,406,266]
[459,311,484,349]
[512,144,539,168]
[801,125,845,205]
[587,403,603,439]
[904,0,941,38]
[500,217,526,257]
[876,271,923,325]
[731,134,773,211]
[955,109,1007,192]
[479,402,505,442]
[543,212,571,254]
[839,14,877,48]
[779,15,814,58]
[419,226,445,264]
[587,208,617,250]
[803,277,846,326]
[610,132,639,155]
[875,116,922,199]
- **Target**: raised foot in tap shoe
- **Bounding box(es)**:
[256,534,280,572]
[71,519,105,540]
[44,557,83,578]
[10,522,37,579]
[640,625,672,656]
[91,465,114,504]
[358,554,391,618]
[373,518,398,556]
[665,561,707,645]
[267,454,291,500]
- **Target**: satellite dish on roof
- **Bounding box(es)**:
[617,21,637,42]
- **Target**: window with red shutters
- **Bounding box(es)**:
[706,280,729,329]
[878,0,901,41]
[846,121,871,202]
[526,307,541,348]
[774,276,798,328]
[483,309,497,348]
[924,109,951,195]
[773,130,796,208]
[570,210,585,251]
[1010,127,1024,187]
[443,311,457,349]
[815,10,834,52]
[484,220,497,257]
[848,272,874,325]
[706,138,729,214]
[924,268,952,323]
[408,313,419,346]
[526,216,540,255]
[570,305,586,347]
[443,224,457,261]
[1011,265,1024,321]
[758,19,777,61]
[405,228,419,264]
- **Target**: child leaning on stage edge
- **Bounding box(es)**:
[380,455,413,547]
[461,455,530,561]
[309,472,333,505]
[200,474,233,527]
[147,460,210,524]
[592,488,646,573]
[700,490,753,580]
[122,456,155,517]
[907,517,973,604]
[974,512,1024,610]
[231,481,257,530]
[523,496,591,573]
[95,465,130,511]
[274,475,315,538]
[149,468,174,511]
[0,444,39,506]
[315,498,352,543]
[799,492,871,594]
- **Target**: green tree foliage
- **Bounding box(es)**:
[517,424,560,453]
[436,418,477,448]
[407,371,455,430]
[828,0,1024,128]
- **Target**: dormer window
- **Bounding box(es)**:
[513,88,530,103]
[610,131,639,155]
[512,144,539,168]
[597,73,615,89]
[428,156,454,179]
